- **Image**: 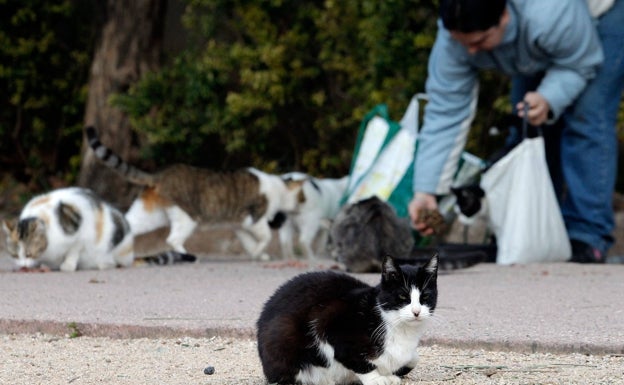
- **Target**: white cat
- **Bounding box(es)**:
[277,173,349,259]
[2,187,135,271]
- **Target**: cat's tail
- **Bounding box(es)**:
[85,126,155,186]
[134,251,198,267]
[404,243,496,270]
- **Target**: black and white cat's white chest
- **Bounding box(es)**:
[307,288,432,385]
[257,255,438,385]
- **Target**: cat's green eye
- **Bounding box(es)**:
[398,294,408,301]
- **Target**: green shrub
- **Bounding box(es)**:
[0,0,98,189]
[113,0,441,175]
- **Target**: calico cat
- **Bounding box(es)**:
[330,196,414,273]
[85,126,304,260]
[257,254,438,385]
[2,187,135,271]
[278,172,349,260]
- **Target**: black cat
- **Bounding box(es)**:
[450,184,485,219]
[257,255,438,385]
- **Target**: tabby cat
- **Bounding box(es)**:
[329,196,414,273]
[2,187,135,271]
[86,126,304,260]
[257,254,438,385]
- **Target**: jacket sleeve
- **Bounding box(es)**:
[533,1,603,121]
[413,24,479,195]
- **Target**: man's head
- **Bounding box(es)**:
[440,0,509,53]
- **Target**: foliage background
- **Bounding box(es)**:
[0,0,99,191]
[113,0,444,175]
[1,0,623,211]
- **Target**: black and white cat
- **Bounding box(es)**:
[257,254,438,385]
[450,184,486,225]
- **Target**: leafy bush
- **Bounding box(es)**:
[0,0,98,189]
[2,0,621,193]
[113,0,442,175]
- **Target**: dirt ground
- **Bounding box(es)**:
[2,334,623,385]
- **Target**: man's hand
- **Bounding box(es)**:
[408,192,443,236]
[516,92,551,126]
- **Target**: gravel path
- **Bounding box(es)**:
[2,334,623,385]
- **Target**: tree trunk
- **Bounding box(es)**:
[78,0,166,208]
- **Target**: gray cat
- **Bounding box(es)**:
[330,196,414,273]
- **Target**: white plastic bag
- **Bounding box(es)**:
[346,122,416,203]
[344,94,426,218]
[480,137,571,264]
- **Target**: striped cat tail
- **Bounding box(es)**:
[85,126,155,186]
[134,251,198,266]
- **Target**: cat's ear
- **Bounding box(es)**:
[284,179,306,204]
[57,202,82,235]
[424,253,439,275]
[2,219,17,235]
[382,255,401,282]
[285,178,306,191]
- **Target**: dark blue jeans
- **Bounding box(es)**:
[510,0,624,253]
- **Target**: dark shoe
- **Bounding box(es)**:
[570,239,606,264]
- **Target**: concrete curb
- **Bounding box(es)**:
[1,260,623,356]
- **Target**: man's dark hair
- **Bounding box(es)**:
[439,0,507,32]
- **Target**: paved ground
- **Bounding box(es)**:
[1,255,623,354]
[3,195,624,384]
[1,253,624,384]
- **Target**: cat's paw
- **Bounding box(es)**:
[359,372,401,385]
[60,261,78,272]
[394,366,414,377]
[384,376,401,385]
[369,376,401,385]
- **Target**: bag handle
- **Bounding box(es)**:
[400,93,428,136]
[521,102,543,139]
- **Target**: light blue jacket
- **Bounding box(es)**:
[413,0,604,195]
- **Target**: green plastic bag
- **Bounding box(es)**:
[343,94,485,228]
[342,96,423,218]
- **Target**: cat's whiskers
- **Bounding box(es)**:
[371,303,388,343]
[425,313,448,328]
[429,315,443,326]
[371,322,386,344]
[384,313,411,330]
[430,309,449,325]
[306,319,322,349]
